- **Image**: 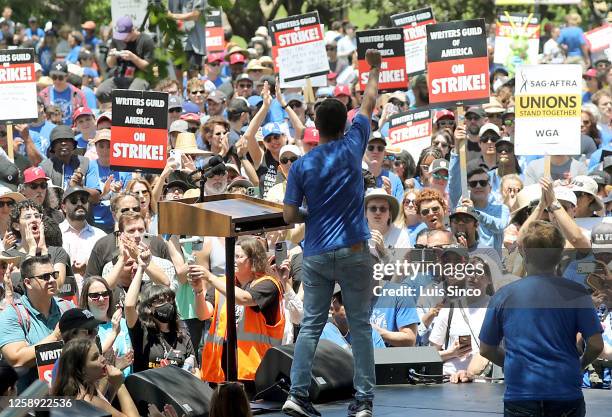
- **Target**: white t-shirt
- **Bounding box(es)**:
[543,38,564,64]
[429,302,488,375]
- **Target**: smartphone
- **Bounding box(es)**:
[275,242,287,266]
[586,274,608,293]
[169,149,182,170]
[459,335,471,350]
[246,187,260,198]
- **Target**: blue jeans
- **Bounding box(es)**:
[504,398,585,417]
[289,243,375,401]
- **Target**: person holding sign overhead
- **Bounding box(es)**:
[281,49,381,417]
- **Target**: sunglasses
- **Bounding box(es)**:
[505,187,521,194]
[190,90,205,95]
[451,215,475,224]
[465,115,481,121]
[237,83,252,89]
[119,206,140,214]
[414,244,427,249]
[169,108,182,113]
[575,191,591,199]
[326,46,336,51]
[51,74,65,81]
[367,145,385,152]
[214,130,228,136]
[0,200,14,208]
[68,195,88,205]
[367,205,388,213]
[384,154,396,162]
[187,127,199,133]
[264,134,281,143]
[27,182,48,190]
[420,206,441,216]
[403,198,415,206]
[393,160,404,167]
[503,119,514,126]
[30,271,60,281]
[468,179,489,188]
[432,172,449,180]
[280,156,299,164]
[480,136,499,144]
[433,140,449,148]
[496,146,512,154]
[208,61,221,67]
[88,290,111,301]
[437,120,455,127]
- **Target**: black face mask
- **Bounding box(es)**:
[153,302,175,323]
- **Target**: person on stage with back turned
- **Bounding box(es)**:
[280,49,382,417]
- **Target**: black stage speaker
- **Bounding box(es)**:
[254,340,354,403]
[125,366,214,417]
[374,346,443,385]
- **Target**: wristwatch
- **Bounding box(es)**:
[548,201,563,212]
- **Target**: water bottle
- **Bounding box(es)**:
[182,354,196,373]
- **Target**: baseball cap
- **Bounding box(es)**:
[207,90,226,103]
[165,170,194,192]
[583,68,598,78]
[0,161,20,191]
[59,309,102,333]
[228,177,254,191]
[96,111,112,126]
[589,170,610,186]
[23,167,50,184]
[227,98,250,115]
[449,205,479,222]
[303,127,319,144]
[285,93,305,106]
[235,73,253,84]
[553,186,577,207]
[333,84,351,98]
[247,95,263,108]
[62,185,89,203]
[203,155,227,178]
[113,16,134,41]
[429,158,450,174]
[316,87,334,98]
[28,16,38,23]
[434,109,455,123]
[591,222,612,253]
[168,95,183,110]
[229,54,246,65]
[180,113,200,123]
[50,125,76,143]
[495,137,514,149]
[279,145,303,159]
[92,129,111,144]
[465,106,485,118]
[479,123,501,137]
[368,131,387,145]
[169,120,189,134]
[182,101,200,115]
[207,52,224,63]
[72,107,94,123]
[262,122,282,138]
[49,60,68,76]
[604,155,612,171]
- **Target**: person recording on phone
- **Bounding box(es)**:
[96,15,154,104]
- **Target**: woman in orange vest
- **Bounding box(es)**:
[188,237,285,386]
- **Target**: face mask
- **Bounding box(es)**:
[153,302,175,323]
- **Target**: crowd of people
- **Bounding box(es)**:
[0,4,610,417]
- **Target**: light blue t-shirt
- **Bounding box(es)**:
[50,87,74,125]
[98,318,133,377]
[90,160,131,232]
[375,169,404,204]
[558,27,586,57]
[320,321,351,350]
[370,282,420,348]
[29,120,55,156]
[59,157,102,191]
[284,113,371,256]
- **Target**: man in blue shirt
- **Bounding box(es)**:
[25,16,44,44]
[370,281,419,348]
[28,98,55,157]
[449,147,509,252]
[0,255,74,390]
[282,49,382,417]
[479,220,603,417]
[364,131,403,203]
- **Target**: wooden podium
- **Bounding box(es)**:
[158,194,292,381]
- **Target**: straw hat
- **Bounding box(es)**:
[364,188,400,222]
[173,133,211,156]
[510,184,542,223]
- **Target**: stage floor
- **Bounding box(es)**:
[261,383,610,416]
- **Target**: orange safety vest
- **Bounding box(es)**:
[201,275,285,382]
